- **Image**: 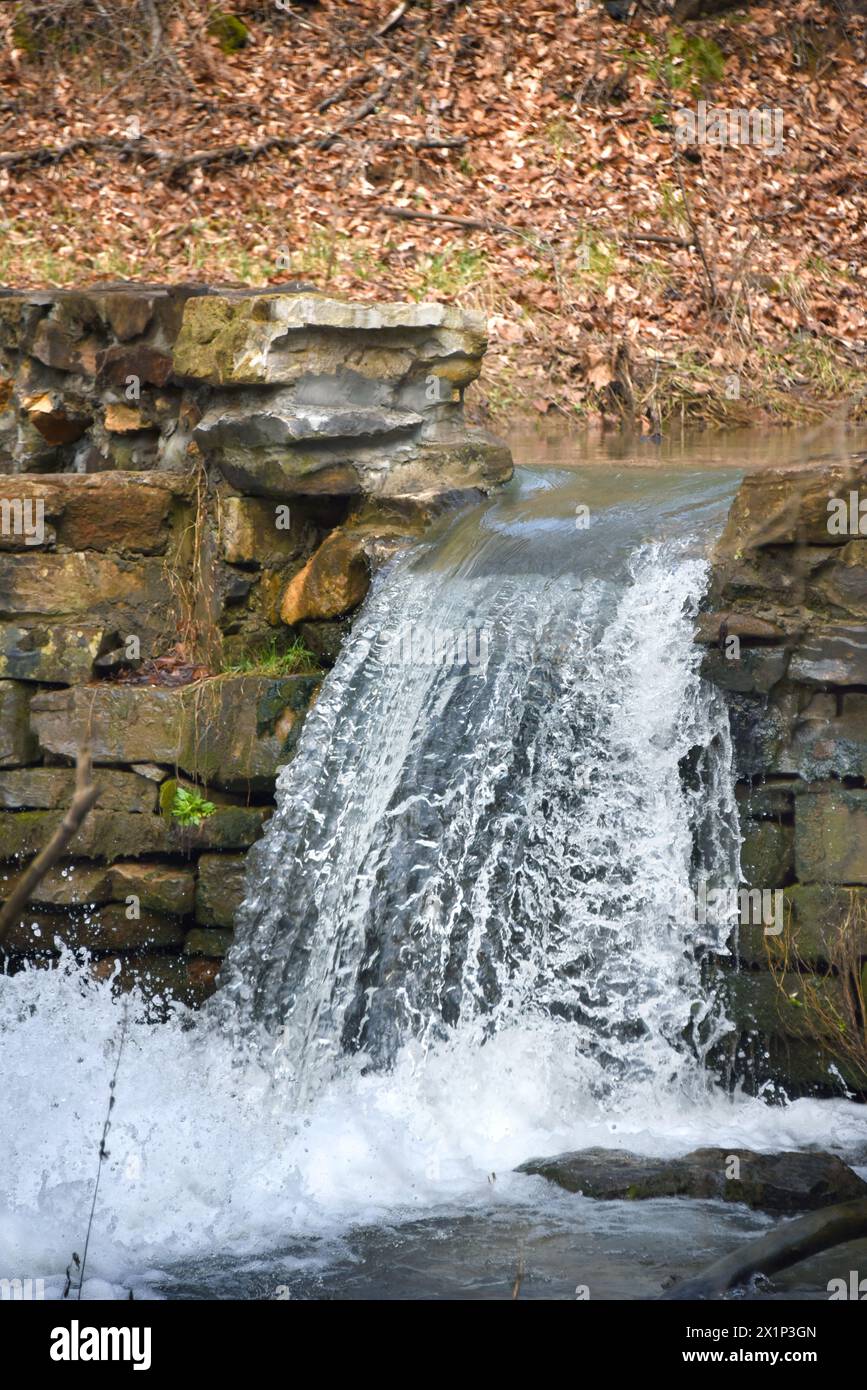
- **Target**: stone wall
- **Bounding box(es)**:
[0,284,511,1005]
[699,456,867,1096]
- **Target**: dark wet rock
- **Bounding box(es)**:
[195,852,246,928]
[184,927,233,958]
[517,1147,867,1213]
[700,645,789,695]
[0,904,186,955]
[30,675,320,791]
[0,679,38,765]
[739,820,794,887]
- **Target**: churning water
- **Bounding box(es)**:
[2,463,865,1300]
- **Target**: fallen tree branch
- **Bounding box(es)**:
[156,135,303,179]
[158,78,396,178]
[317,64,385,113]
[662,1199,867,1300]
[378,137,466,151]
[380,206,694,247]
[2,125,457,181]
[0,138,137,170]
[315,79,395,153]
[381,206,519,234]
[0,746,100,947]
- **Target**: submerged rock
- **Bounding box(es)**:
[517,1147,867,1213]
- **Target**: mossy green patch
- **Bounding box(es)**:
[207,12,249,54]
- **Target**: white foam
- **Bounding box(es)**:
[1,956,863,1296]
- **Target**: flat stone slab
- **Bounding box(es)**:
[172,292,487,386]
[789,623,867,685]
[196,399,423,450]
[516,1147,867,1213]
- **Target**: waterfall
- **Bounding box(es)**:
[4,464,864,1299]
[220,468,742,1105]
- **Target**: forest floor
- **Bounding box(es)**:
[0,0,865,431]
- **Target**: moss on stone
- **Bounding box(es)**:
[207,12,249,53]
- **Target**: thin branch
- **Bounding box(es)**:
[380,205,693,247]
[77,1001,130,1300]
[0,746,99,946]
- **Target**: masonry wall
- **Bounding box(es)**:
[699,457,867,1096]
[0,284,511,1005]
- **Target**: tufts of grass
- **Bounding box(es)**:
[224,636,320,677]
[412,246,488,300]
[572,232,618,290]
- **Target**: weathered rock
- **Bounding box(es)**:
[88,952,208,1009]
[108,861,196,916]
[130,763,168,782]
[212,443,361,497]
[0,806,269,860]
[795,787,867,884]
[736,779,797,821]
[0,473,182,553]
[694,610,786,643]
[736,884,867,967]
[298,618,349,667]
[280,528,370,624]
[740,821,794,888]
[104,403,147,433]
[701,645,789,695]
[30,317,101,376]
[97,343,173,388]
[185,955,221,998]
[722,969,847,1039]
[788,624,867,685]
[776,691,867,780]
[758,1035,866,1094]
[716,462,867,552]
[1,904,185,955]
[0,679,37,765]
[217,494,313,566]
[184,927,233,957]
[196,397,423,452]
[20,392,91,446]
[31,676,319,787]
[195,852,246,927]
[31,686,185,765]
[0,553,174,640]
[173,292,487,387]
[0,860,114,907]
[516,1146,867,1212]
[0,623,104,683]
[372,428,513,499]
[0,766,157,812]
[808,540,867,619]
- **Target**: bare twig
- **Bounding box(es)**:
[0,745,99,946]
[77,1000,130,1300]
[317,64,385,114]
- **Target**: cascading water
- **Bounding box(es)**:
[220,467,742,1104]
[2,460,865,1301]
